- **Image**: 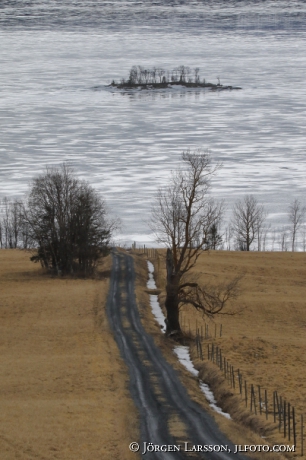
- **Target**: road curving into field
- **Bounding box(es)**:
[106,250,249,460]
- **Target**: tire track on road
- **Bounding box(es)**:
[106,250,249,459]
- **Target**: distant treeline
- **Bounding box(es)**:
[110,65,239,89]
[1,193,305,253]
[0,198,27,249]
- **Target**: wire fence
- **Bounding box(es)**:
[195,335,304,456]
[128,242,304,456]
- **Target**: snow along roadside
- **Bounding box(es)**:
[147,260,231,420]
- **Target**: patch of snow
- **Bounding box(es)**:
[174,345,231,420]
[147,261,166,332]
[147,261,157,289]
[149,295,166,332]
[173,345,199,377]
[147,261,231,419]
[199,382,231,420]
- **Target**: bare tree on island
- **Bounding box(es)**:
[150,150,242,336]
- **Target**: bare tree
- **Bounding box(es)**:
[0,197,24,248]
[279,227,289,251]
[231,195,265,251]
[288,199,306,252]
[205,216,224,250]
[0,209,3,248]
[302,228,306,252]
[224,223,233,250]
[150,150,241,336]
[23,164,117,275]
[194,67,200,84]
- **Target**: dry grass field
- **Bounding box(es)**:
[0,250,139,460]
[3,247,305,459]
[149,250,306,457]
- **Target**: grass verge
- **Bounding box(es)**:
[0,249,139,460]
[131,248,304,459]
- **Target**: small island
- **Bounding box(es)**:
[109,65,242,91]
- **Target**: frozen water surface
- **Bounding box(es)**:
[1,1,306,244]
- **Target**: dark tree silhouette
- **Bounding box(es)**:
[150,150,241,336]
[231,195,265,251]
[24,164,117,275]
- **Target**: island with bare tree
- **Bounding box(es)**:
[109,65,242,91]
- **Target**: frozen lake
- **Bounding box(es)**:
[1,1,306,245]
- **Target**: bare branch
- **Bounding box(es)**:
[149,149,242,335]
[288,199,306,252]
[231,194,266,251]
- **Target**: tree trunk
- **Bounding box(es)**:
[165,249,181,336]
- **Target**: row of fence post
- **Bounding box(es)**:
[198,340,304,456]
[131,243,158,259]
[182,318,222,339]
[132,243,305,457]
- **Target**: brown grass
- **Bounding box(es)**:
[134,249,306,458]
[0,249,139,460]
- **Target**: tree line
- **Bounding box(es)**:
[113,65,209,86]
[1,152,304,334]
[149,190,306,255]
[0,165,117,275]
[209,195,306,253]
[149,150,306,335]
[1,172,305,258]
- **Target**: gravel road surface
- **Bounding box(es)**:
[106,250,249,459]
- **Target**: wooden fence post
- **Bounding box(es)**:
[238,370,242,395]
[284,400,287,438]
[292,407,296,448]
[251,384,257,414]
[279,396,283,431]
[301,414,304,457]
[259,386,262,415]
[288,402,291,441]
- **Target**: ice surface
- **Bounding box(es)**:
[1,1,306,246]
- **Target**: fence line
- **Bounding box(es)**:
[195,338,303,456]
[129,242,304,455]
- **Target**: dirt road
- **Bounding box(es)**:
[106,250,249,460]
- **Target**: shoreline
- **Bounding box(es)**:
[108,81,242,91]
